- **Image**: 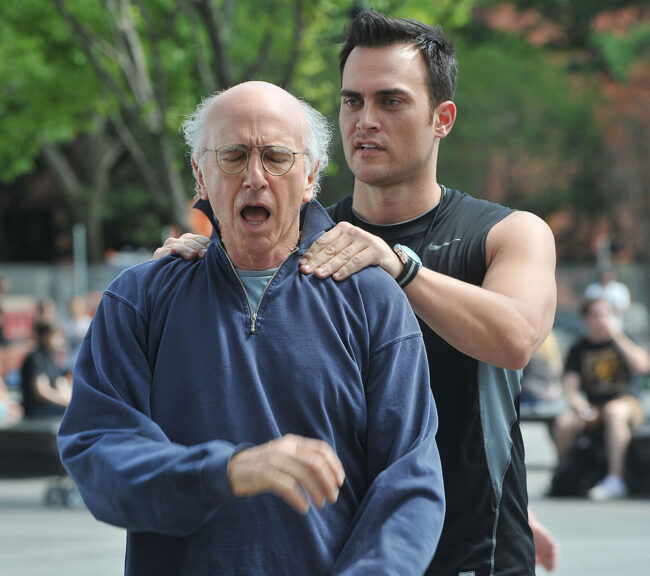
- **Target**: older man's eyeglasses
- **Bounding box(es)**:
[206,144,306,177]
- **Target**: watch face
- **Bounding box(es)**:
[395,244,421,264]
[394,245,407,264]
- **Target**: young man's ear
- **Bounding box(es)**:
[192,156,208,200]
[433,100,456,139]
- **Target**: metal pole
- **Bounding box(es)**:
[73,222,88,296]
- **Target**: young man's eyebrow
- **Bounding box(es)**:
[340,88,410,97]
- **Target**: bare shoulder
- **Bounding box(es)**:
[493,210,553,238]
[487,210,555,261]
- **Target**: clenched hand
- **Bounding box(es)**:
[228,434,345,515]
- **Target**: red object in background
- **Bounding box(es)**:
[189,200,213,237]
[1,297,38,379]
[2,298,37,341]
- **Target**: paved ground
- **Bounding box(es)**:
[0,423,648,575]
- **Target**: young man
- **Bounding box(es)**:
[58,81,444,576]
[554,297,649,500]
[155,11,558,575]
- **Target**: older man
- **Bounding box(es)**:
[58,81,444,576]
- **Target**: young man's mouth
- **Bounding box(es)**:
[354,140,385,153]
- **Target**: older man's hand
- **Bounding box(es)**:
[151,233,210,261]
[228,434,346,515]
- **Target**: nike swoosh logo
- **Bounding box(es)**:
[427,238,462,251]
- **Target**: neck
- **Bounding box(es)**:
[352,178,443,225]
[223,233,300,271]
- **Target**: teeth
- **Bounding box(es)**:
[361,144,378,149]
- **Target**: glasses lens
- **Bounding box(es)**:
[217,146,248,174]
[262,146,294,176]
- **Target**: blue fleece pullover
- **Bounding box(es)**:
[58,201,444,575]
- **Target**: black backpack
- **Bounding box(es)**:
[549,432,607,497]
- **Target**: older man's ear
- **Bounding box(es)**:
[191,156,208,200]
[302,160,319,203]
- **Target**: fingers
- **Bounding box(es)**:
[299,225,351,278]
[151,234,210,261]
[227,434,345,515]
[299,222,397,281]
[533,526,559,571]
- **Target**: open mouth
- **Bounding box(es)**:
[241,205,270,226]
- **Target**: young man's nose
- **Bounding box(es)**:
[356,104,380,131]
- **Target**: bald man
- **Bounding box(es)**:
[58,82,444,576]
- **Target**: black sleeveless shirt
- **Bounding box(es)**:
[328,187,535,576]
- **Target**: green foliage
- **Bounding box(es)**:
[0,1,101,182]
[445,29,603,215]
[3,0,648,262]
[592,22,650,81]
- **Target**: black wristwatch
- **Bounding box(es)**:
[393,244,422,289]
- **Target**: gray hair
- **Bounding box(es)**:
[181,90,332,198]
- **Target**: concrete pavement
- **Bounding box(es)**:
[0,423,648,575]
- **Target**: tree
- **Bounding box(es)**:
[1,0,474,261]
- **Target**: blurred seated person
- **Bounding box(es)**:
[63,295,92,372]
[521,330,564,409]
[553,297,650,500]
[0,375,23,429]
[584,267,630,329]
[35,297,59,324]
[20,320,71,417]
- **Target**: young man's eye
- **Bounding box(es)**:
[343,98,361,108]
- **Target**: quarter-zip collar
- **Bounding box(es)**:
[194,198,335,334]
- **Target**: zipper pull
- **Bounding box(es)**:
[250,312,257,333]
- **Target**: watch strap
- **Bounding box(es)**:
[395,254,422,289]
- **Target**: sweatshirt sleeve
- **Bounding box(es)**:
[58,289,238,537]
[332,330,445,575]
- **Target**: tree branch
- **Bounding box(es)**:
[110,116,168,212]
[51,0,136,118]
[41,143,83,205]
[180,0,216,93]
[192,0,231,88]
[280,0,305,89]
[242,30,273,81]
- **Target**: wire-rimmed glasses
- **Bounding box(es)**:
[206,144,306,176]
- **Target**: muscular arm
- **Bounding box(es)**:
[300,211,557,369]
[406,211,556,368]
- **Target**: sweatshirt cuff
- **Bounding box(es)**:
[199,441,252,501]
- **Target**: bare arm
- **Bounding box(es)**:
[33,374,72,407]
[405,212,556,368]
[300,211,557,369]
[609,327,650,375]
[563,371,597,421]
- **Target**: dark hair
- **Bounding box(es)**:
[33,319,57,338]
[339,9,457,111]
[580,297,609,317]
